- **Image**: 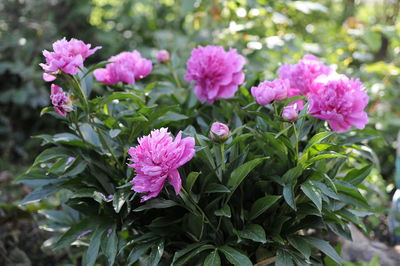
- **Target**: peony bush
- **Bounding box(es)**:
[18,38,375,265]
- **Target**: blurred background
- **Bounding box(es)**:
[0,0,399,265]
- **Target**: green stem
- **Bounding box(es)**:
[293,123,299,163]
[71,75,90,115]
[96,125,123,170]
[167,61,182,88]
[181,188,218,233]
[220,144,225,173]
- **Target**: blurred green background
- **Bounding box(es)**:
[1,0,399,265]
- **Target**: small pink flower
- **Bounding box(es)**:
[156,50,170,63]
[128,128,195,202]
[251,78,289,105]
[185,45,245,103]
[50,84,73,117]
[94,51,152,85]
[40,38,101,81]
[278,54,332,96]
[282,99,304,121]
[307,75,368,132]
[210,122,230,142]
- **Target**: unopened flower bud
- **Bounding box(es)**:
[282,100,304,121]
[210,122,230,142]
[156,50,170,63]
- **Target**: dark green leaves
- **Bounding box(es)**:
[301,182,322,212]
[249,195,281,220]
[303,237,343,264]
[219,246,252,266]
[227,158,266,189]
[237,224,266,243]
[204,250,221,266]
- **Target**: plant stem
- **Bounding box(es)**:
[167,61,182,88]
[292,123,299,163]
[181,188,218,233]
[220,144,225,173]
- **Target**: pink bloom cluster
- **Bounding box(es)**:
[251,78,289,105]
[282,99,304,121]
[40,38,101,82]
[185,45,245,103]
[50,84,73,117]
[308,75,368,132]
[94,51,152,85]
[278,54,332,96]
[156,50,170,63]
[128,128,195,202]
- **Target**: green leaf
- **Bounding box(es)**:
[20,184,60,205]
[237,224,266,243]
[287,235,311,260]
[127,242,154,266]
[186,172,201,191]
[83,225,107,266]
[171,242,207,265]
[112,190,130,213]
[214,204,231,218]
[282,166,302,183]
[276,249,294,266]
[148,240,164,266]
[103,226,118,266]
[54,218,97,249]
[109,129,121,138]
[343,165,373,186]
[283,182,297,211]
[303,132,333,152]
[249,195,281,220]
[204,250,221,266]
[305,152,346,167]
[303,237,343,264]
[301,182,322,212]
[102,92,144,107]
[133,199,179,212]
[173,244,214,266]
[219,246,252,266]
[227,158,266,188]
[31,147,70,167]
[79,123,101,147]
[204,183,230,193]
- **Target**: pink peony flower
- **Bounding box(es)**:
[210,122,230,142]
[156,50,170,63]
[40,38,101,81]
[282,99,304,121]
[278,54,332,96]
[94,51,152,85]
[185,45,245,103]
[50,84,73,117]
[128,128,195,202]
[251,78,289,105]
[307,75,368,132]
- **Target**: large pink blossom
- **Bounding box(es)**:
[251,78,289,105]
[40,38,101,82]
[185,45,245,103]
[128,128,195,202]
[94,51,152,85]
[50,84,73,117]
[278,54,332,96]
[307,75,368,132]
